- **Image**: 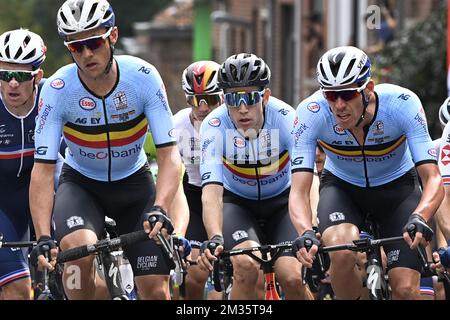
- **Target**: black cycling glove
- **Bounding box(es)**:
[292,230,320,255]
[147,206,174,234]
[200,235,224,255]
[403,213,434,242]
[30,235,57,267]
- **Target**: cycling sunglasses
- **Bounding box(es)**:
[224,90,265,108]
[321,79,369,102]
[187,94,222,108]
[0,69,39,83]
[64,28,112,53]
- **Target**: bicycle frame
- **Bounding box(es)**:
[57,230,149,300]
[318,236,404,300]
[213,243,292,300]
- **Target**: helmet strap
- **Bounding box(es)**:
[103,40,114,75]
[355,91,370,128]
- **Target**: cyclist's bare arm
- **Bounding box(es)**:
[436,185,450,240]
[155,145,182,210]
[29,162,58,268]
[30,163,55,239]
[202,184,224,239]
[145,145,182,237]
[198,184,224,271]
[289,171,318,266]
[405,163,444,247]
[169,182,189,236]
[289,171,315,235]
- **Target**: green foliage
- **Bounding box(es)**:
[373,1,447,138]
[0,0,171,75]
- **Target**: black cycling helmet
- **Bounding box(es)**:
[218,53,271,89]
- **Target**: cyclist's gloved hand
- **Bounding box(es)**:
[292,230,320,254]
[403,213,434,248]
[144,206,174,238]
[30,235,57,268]
[437,246,450,268]
[174,235,192,258]
[292,230,320,268]
[200,235,224,256]
[198,235,224,273]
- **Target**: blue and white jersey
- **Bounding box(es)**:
[0,83,43,190]
[292,83,437,187]
[34,55,176,182]
[200,97,295,200]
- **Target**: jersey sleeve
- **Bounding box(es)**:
[397,91,437,165]
[277,105,296,158]
[439,123,450,183]
[200,117,224,187]
[34,82,65,164]
[291,100,321,173]
[143,65,177,148]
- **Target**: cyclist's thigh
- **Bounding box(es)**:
[112,168,171,277]
[375,181,422,272]
[0,208,30,289]
[265,197,297,257]
[317,178,363,236]
[53,181,105,242]
[223,201,261,250]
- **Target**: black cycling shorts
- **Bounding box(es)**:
[53,164,170,276]
[183,174,208,249]
[222,188,297,256]
[317,169,422,272]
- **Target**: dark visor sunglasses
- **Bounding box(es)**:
[0,69,39,83]
[321,80,369,102]
[64,28,112,53]
[224,90,265,108]
[187,94,222,107]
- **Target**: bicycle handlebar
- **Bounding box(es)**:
[0,240,36,249]
[219,243,293,259]
[212,243,293,292]
[57,230,148,264]
[318,236,404,254]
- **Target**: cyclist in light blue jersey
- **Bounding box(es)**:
[29,0,182,300]
[198,53,313,300]
[290,46,443,300]
[0,29,49,300]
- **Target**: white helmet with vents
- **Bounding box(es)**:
[317,46,371,88]
[0,29,46,69]
[57,0,115,38]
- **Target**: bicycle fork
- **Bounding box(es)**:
[365,248,389,300]
[99,251,128,300]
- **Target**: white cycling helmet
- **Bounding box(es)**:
[317,46,371,88]
[57,0,115,38]
[0,29,46,69]
[439,97,450,127]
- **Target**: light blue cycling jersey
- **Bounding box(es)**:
[292,83,437,187]
[34,55,176,181]
[200,97,295,200]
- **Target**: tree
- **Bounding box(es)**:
[372,1,447,138]
[0,0,172,75]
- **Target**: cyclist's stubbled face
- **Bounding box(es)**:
[226,86,270,137]
[325,81,374,130]
[66,27,118,79]
[0,62,42,111]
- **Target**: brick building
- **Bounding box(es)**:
[129,0,441,111]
